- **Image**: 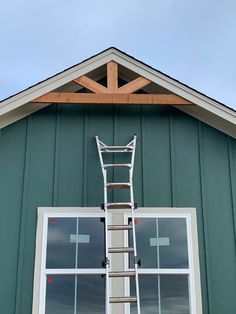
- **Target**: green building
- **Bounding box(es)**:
[0,48,235,314]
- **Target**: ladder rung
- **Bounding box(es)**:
[108,247,134,253]
[106,183,131,190]
[107,202,133,209]
[100,146,133,153]
[110,297,137,303]
[109,271,135,277]
[103,163,131,168]
[108,224,133,231]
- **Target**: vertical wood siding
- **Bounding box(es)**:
[0,104,235,314]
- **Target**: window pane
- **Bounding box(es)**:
[130,274,190,314]
[45,275,105,314]
[46,217,105,269]
[130,275,158,314]
[45,275,74,314]
[76,275,105,313]
[77,218,105,268]
[130,218,157,268]
[46,218,76,268]
[132,218,189,268]
[159,218,188,268]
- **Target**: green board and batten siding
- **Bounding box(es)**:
[0,104,235,314]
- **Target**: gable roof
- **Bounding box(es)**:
[0,47,235,138]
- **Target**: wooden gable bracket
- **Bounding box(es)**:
[32,61,192,105]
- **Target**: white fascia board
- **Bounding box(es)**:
[110,51,236,125]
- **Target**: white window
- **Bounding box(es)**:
[32,208,107,314]
[33,207,202,314]
[124,208,202,314]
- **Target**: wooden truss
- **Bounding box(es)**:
[32,61,192,105]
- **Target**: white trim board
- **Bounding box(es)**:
[0,48,235,138]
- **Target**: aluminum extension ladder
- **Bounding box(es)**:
[95,135,141,314]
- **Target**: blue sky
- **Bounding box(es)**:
[0,0,235,109]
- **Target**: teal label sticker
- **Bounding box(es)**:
[70,234,90,243]
[150,237,170,247]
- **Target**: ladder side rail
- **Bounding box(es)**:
[95,136,106,181]
[95,136,110,314]
[129,135,141,314]
[104,181,110,314]
[129,135,137,180]
[131,204,141,314]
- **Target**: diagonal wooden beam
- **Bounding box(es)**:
[32,92,192,105]
[74,76,107,93]
[107,61,118,92]
[118,76,151,94]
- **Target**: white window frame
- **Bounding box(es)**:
[32,207,108,314]
[32,207,202,314]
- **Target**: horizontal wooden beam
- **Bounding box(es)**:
[74,76,107,93]
[32,93,192,105]
[118,77,151,94]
